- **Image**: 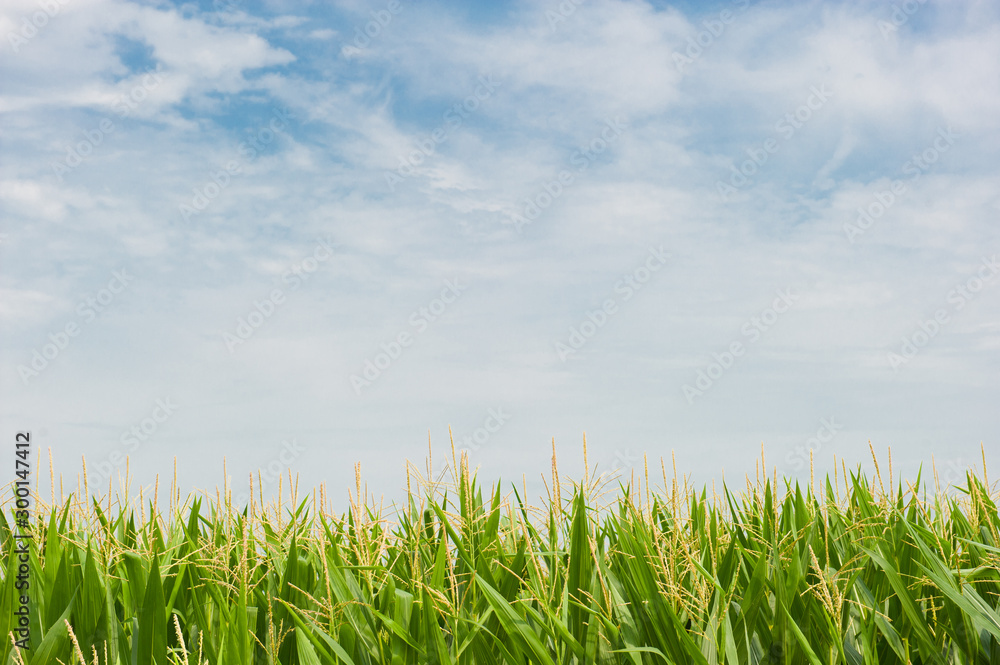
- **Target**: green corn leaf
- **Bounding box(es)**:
[137,556,167,665]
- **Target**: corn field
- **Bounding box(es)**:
[2,446,999,665]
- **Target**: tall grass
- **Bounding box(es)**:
[2,444,999,664]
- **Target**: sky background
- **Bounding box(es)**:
[2,0,998,509]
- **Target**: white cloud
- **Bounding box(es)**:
[1,0,294,117]
[2,0,998,503]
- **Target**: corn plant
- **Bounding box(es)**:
[2,447,998,664]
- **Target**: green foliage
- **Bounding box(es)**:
[2,456,999,664]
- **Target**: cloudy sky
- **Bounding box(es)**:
[2,0,998,508]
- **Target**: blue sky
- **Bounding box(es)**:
[2,0,998,508]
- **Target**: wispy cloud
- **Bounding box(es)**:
[2,0,998,503]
